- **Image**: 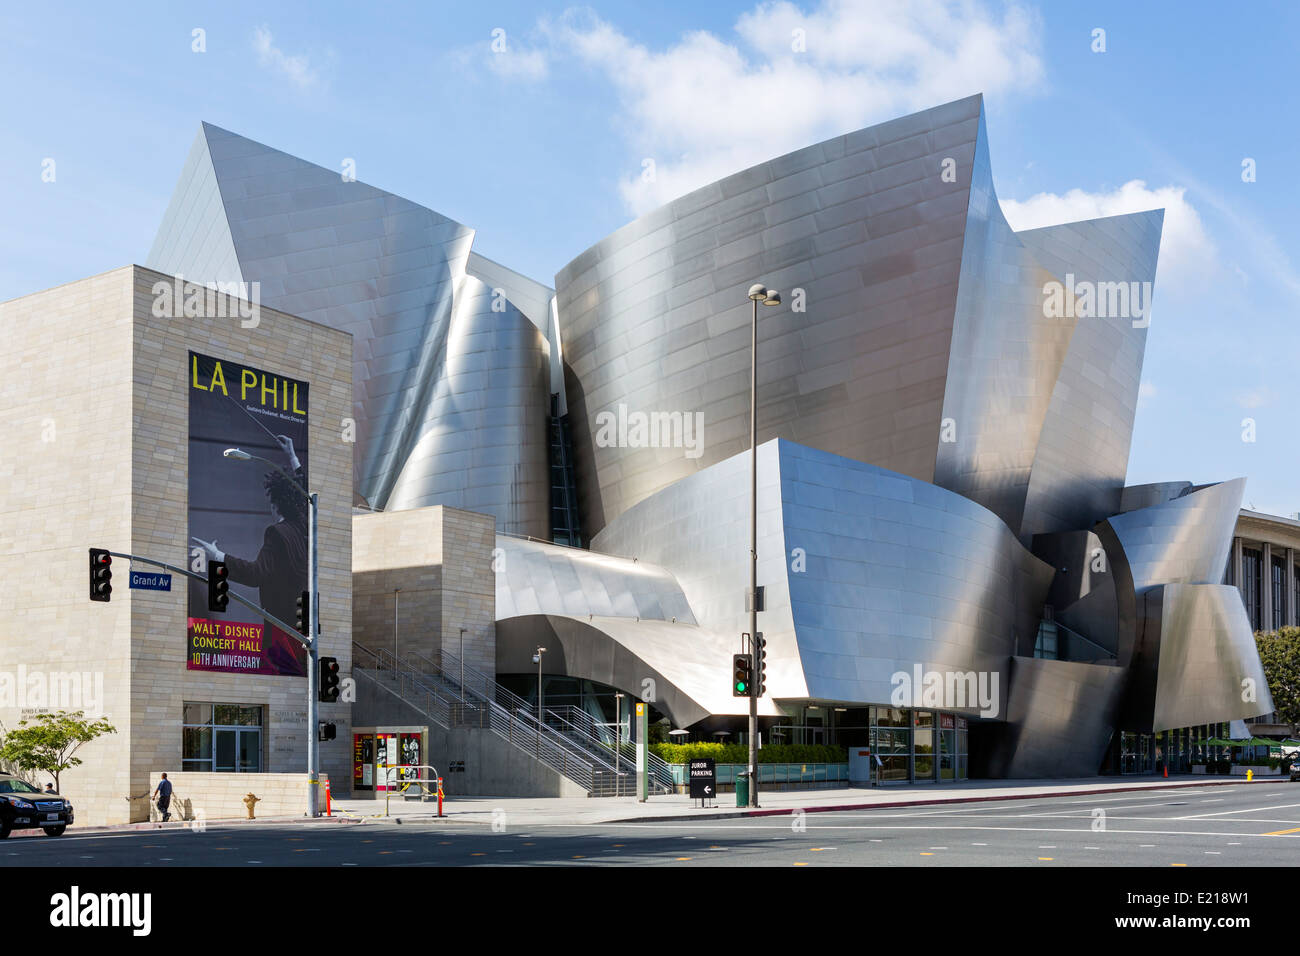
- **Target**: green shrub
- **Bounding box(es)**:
[650,742,847,765]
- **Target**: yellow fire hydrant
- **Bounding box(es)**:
[243,792,260,819]
[1246,769,1254,782]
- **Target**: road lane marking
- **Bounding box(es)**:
[1263,826,1300,836]
[1177,803,1300,819]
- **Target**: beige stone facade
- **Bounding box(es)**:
[352,506,496,678]
[0,265,353,825]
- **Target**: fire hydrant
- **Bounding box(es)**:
[243,792,260,819]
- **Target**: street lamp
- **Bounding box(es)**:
[614,691,625,779]
[745,283,781,808]
[459,627,466,693]
[532,647,547,722]
[223,446,321,818]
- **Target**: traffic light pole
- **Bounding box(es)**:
[103,543,321,818]
[103,551,306,646]
[748,294,760,809]
[306,492,320,818]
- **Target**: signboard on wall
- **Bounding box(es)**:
[186,351,309,676]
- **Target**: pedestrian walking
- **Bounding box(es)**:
[154,773,173,822]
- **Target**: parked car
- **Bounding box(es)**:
[1290,761,1300,783]
[0,775,74,837]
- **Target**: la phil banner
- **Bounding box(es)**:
[187,351,309,676]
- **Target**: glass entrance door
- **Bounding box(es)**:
[214,728,262,772]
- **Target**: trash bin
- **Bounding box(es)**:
[735,770,749,807]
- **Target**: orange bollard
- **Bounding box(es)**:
[325,778,332,816]
[437,777,444,818]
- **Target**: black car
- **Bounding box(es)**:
[0,775,73,837]
[1290,759,1300,783]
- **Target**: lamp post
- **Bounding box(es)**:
[614,691,625,779]
[223,447,320,818]
[745,282,781,808]
[393,589,400,660]
[533,647,546,720]
[459,627,466,693]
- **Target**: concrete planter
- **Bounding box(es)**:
[1229,765,1281,777]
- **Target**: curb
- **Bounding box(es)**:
[31,814,363,837]
[603,777,1293,824]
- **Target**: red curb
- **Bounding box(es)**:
[613,777,1292,824]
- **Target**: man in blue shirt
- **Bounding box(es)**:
[153,773,173,822]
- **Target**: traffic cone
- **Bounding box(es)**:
[1163,765,1168,778]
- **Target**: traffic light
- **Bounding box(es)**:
[88,549,113,602]
[295,590,310,635]
[732,653,752,697]
[755,633,768,697]
[318,721,337,742]
[319,656,340,703]
[207,560,229,613]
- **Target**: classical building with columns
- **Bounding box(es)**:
[1230,509,1300,737]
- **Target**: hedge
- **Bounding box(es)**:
[649,742,847,765]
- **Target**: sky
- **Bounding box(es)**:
[2,0,1297,515]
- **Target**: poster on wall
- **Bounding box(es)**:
[187,351,310,676]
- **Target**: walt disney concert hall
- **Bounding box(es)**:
[147,93,1272,779]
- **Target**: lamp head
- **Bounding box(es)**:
[763,290,781,306]
[223,448,252,461]
[747,283,768,301]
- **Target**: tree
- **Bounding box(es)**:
[0,710,116,792]
[1255,627,1300,738]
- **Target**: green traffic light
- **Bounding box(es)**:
[735,681,748,693]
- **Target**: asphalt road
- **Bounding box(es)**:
[8,783,1299,867]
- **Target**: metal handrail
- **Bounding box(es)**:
[354,642,598,791]
[409,648,673,793]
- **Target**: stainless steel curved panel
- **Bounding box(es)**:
[1151,584,1274,731]
[147,123,551,534]
[1105,478,1245,591]
[496,614,781,724]
[557,95,984,538]
[991,656,1126,778]
[593,438,1053,709]
[932,111,1077,534]
[1017,211,1164,537]
[383,274,550,533]
[493,534,696,624]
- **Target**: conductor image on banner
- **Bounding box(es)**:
[193,435,308,674]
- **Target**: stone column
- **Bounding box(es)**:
[1287,548,1296,628]
[1262,542,1273,631]
[1232,536,1244,603]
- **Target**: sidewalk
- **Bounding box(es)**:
[49,774,1285,836]
[331,774,1288,827]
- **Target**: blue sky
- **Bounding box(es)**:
[2,1,1297,515]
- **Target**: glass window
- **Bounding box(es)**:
[183,702,212,724]
[876,707,909,727]
[183,727,212,760]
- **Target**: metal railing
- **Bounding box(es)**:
[353,643,597,792]
[407,649,673,795]
[543,704,675,794]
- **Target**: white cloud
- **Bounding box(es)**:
[1000,180,1216,287]
[487,46,548,81]
[1235,386,1275,410]
[253,26,322,91]
[541,0,1045,215]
